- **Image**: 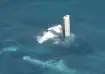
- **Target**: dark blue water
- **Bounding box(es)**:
[0,0,105,74]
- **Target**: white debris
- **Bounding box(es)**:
[36,31,55,44]
[47,24,62,33]
[36,24,63,44]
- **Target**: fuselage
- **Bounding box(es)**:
[36,24,63,44]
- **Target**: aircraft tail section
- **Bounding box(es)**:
[63,15,70,42]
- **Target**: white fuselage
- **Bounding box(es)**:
[36,24,63,44]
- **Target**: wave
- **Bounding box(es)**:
[23,56,76,74]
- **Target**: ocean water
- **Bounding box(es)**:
[0,0,105,74]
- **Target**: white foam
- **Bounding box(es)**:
[0,46,18,54]
[23,56,76,74]
[23,56,30,60]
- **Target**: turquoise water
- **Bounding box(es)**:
[0,0,105,74]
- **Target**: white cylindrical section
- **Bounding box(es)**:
[63,15,70,37]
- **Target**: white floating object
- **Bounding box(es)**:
[36,15,75,45]
[63,15,70,42]
[36,24,63,44]
[47,24,62,33]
